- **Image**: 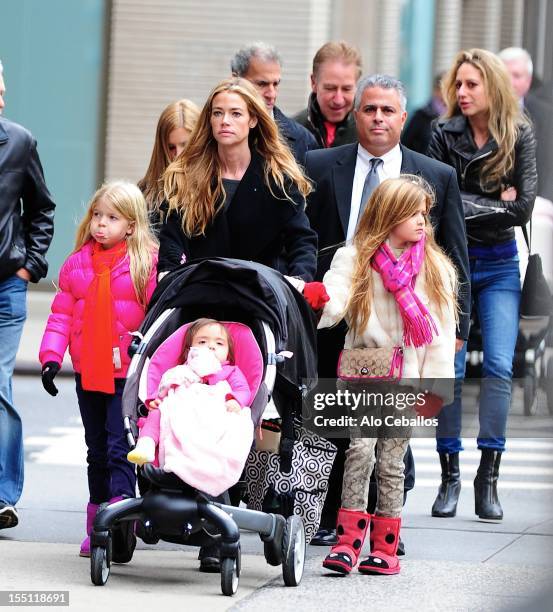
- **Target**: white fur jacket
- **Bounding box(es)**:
[319,245,457,383]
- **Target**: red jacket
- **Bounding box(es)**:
[39,240,157,377]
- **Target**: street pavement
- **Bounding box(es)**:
[1,290,552,611]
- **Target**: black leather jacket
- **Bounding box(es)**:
[427,115,537,247]
[0,117,55,282]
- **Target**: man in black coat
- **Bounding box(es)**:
[230,42,317,165]
[0,61,55,530]
[294,41,361,149]
[305,74,470,546]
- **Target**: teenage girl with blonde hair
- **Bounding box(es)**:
[305,176,457,576]
[138,99,200,228]
[39,181,158,557]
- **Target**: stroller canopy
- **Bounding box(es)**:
[144,258,318,396]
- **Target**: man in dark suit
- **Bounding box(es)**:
[305,74,470,546]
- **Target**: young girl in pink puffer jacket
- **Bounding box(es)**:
[39,181,158,557]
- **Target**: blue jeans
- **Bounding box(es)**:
[75,375,136,503]
[0,275,28,506]
[437,256,521,454]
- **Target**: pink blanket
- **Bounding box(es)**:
[158,380,254,496]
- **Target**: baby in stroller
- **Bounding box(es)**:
[127,318,252,481]
[89,258,313,595]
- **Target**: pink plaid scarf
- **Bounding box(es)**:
[371,236,438,347]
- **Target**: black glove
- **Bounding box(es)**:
[41,361,60,396]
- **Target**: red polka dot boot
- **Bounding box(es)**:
[322,508,370,574]
[358,515,401,575]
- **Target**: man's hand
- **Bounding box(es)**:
[41,362,60,396]
[455,339,465,353]
[225,399,242,413]
[15,268,31,282]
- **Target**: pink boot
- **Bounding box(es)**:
[79,502,99,558]
[358,515,401,575]
[322,508,370,574]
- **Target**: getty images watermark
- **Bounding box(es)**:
[311,388,435,428]
[302,377,553,439]
[301,379,446,439]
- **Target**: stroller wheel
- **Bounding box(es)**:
[90,541,111,586]
[220,546,241,596]
[524,375,538,416]
[282,515,305,587]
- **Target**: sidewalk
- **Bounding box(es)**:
[2,497,552,612]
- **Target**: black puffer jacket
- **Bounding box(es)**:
[0,117,55,281]
[427,115,537,247]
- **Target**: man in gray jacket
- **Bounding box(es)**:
[0,60,55,529]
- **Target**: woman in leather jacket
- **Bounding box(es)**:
[427,49,537,522]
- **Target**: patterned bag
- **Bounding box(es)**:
[244,425,337,542]
[337,346,404,382]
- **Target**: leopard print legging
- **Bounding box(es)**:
[341,436,410,517]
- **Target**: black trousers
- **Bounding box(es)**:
[316,326,415,529]
[75,375,136,504]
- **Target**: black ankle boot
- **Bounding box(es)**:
[474,449,503,521]
[432,452,461,517]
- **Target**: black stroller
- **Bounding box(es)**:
[89,258,318,596]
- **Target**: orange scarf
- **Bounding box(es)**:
[81,240,128,393]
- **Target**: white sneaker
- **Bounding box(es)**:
[0,503,19,529]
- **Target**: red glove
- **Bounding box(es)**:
[416,392,444,418]
[303,282,330,311]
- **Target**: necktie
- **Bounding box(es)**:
[357,157,383,225]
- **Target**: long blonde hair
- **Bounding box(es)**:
[138,99,200,212]
[163,77,312,237]
[347,175,457,338]
[441,48,529,191]
[75,181,159,308]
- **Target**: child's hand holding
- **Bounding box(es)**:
[303,282,330,311]
[416,392,444,418]
[147,397,162,410]
[225,398,242,413]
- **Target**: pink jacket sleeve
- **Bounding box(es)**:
[224,366,251,407]
[39,260,76,368]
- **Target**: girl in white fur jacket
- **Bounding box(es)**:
[307,175,457,577]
